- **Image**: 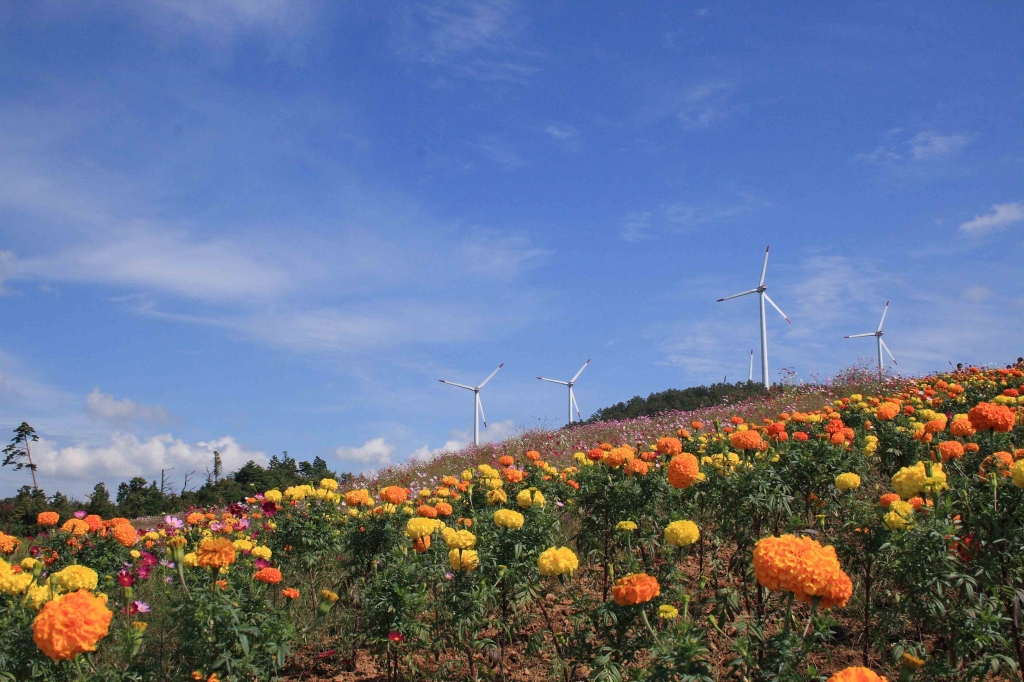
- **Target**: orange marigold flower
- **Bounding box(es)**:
[666,453,700,489]
[656,437,682,456]
[186,512,206,526]
[690,421,704,430]
[417,505,438,519]
[603,446,633,468]
[676,428,691,439]
[875,403,900,421]
[32,590,113,661]
[344,489,373,507]
[599,442,613,451]
[196,537,237,569]
[753,534,853,609]
[587,448,605,461]
[413,535,431,553]
[969,402,1015,432]
[611,573,660,606]
[282,587,300,599]
[254,567,283,584]
[624,458,649,476]
[37,511,60,527]
[827,667,888,682]
[435,501,453,517]
[503,468,524,484]
[793,431,809,442]
[980,451,1014,478]
[526,450,541,461]
[938,441,964,462]
[61,519,90,536]
[441,475,460,487]
[829,432,848,446]
[498,455,515,467]
[965,442,980,453]
[824,418,845,435]
[82,515,103,532]
[729,416,745,425]
[0,532,19,554]
[730,430,764,451]
[879,493,901,508]
[924,418,947,434]
[112,523,138,548]
[380,486,410,505]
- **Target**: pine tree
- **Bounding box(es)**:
[2,422,39,491]
[213,450,223,483]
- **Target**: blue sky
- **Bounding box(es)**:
[1,1,1022,498]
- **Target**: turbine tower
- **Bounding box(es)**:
[845,301,897,375]
[748,349,754,383]
[717,246,791,390]
[538,359,590,425]
[439,363,503,446]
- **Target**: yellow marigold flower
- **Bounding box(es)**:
[461,469,473,481]
[251,546,272,560]
[53,565,98,593]
[32,590,113,661]
[664,520,700,547]
[537,547,578,576]
[481,477,503,490]
[21,557,39,571]
[196,537,237,569]
[487,489,507,505]
[516,488,545,509]
[1011,460,1024,489]
[319,478,339,491]
[0,570,33,596]
[263,489,283,504]
[442,528,477,550]
[658,604,679,620]
[404,517,441,540]
[883,501,914,530]
[143,531,159,542]
[183,552,198,568]
[616,521,637,532]
[23,583,53,610]
[493,509,524,529]
[320,589,339,603]
[448,548,479,571]
[232,539,254,552]
[835,473,861,491]
[891,462,947,499]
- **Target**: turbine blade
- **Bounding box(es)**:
[881,338,897,365]
[717,288,758,302]
[439,380,475,391]
[844,333,876,339]
[759,246,770,287]
[570,359,591,383]
[477,396,487,427]
[538,377,569,385]
[877,301,889,332]
[762,293,791,323]
[477,363,504,389]
[571,389,581,420]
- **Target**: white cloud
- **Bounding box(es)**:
[86,388,170,424]
[0,251,14,295]
[31,433,265,481]
[390,0,537,82]
[409,418,517,461]
[15,229,293,303]
[334,437,395,469]
[544,125,577,140]
[908,131,971,161]
[959,202,1024,234]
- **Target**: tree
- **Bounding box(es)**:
[212,450,223,483]
[2,422,40,490]
[86,482,117,518]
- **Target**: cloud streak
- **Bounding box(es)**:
[959,202,1024,234]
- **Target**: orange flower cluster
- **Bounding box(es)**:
[498,455,515,466]
[938,441,964,462]
[826,667,888,682]
[32,590,113,661]
[37,511,60,527]
[344,489,373,507]
[656,437,682,456]
[417,505,438,519]
[196,537,237,569]
[753,535,853,608]
[979,451,1014,478]
[112,522,138,548]
[666,453,700,489]
[380,486,409,505]
[254,567,283,584]
[968,402,1015,432]
[282,587,300,599]
[729,430,764,451]
[435,501,453,517]
[503,468,524,483]
[875,402,900,421]
[61,519,89,536]
[624,458,649,476]
[611,573,660,606]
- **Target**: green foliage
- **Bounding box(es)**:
[588,381,768,423]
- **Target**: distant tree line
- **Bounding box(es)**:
[0,423,350,536]
[584,380,769,423]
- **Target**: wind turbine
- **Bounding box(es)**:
[439,364,503,446]
[845,301,896,375]
[538,359,590,425]
[748,349,754,383]
[717,246,791,390]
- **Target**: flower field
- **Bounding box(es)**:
[2,364,1024,682]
